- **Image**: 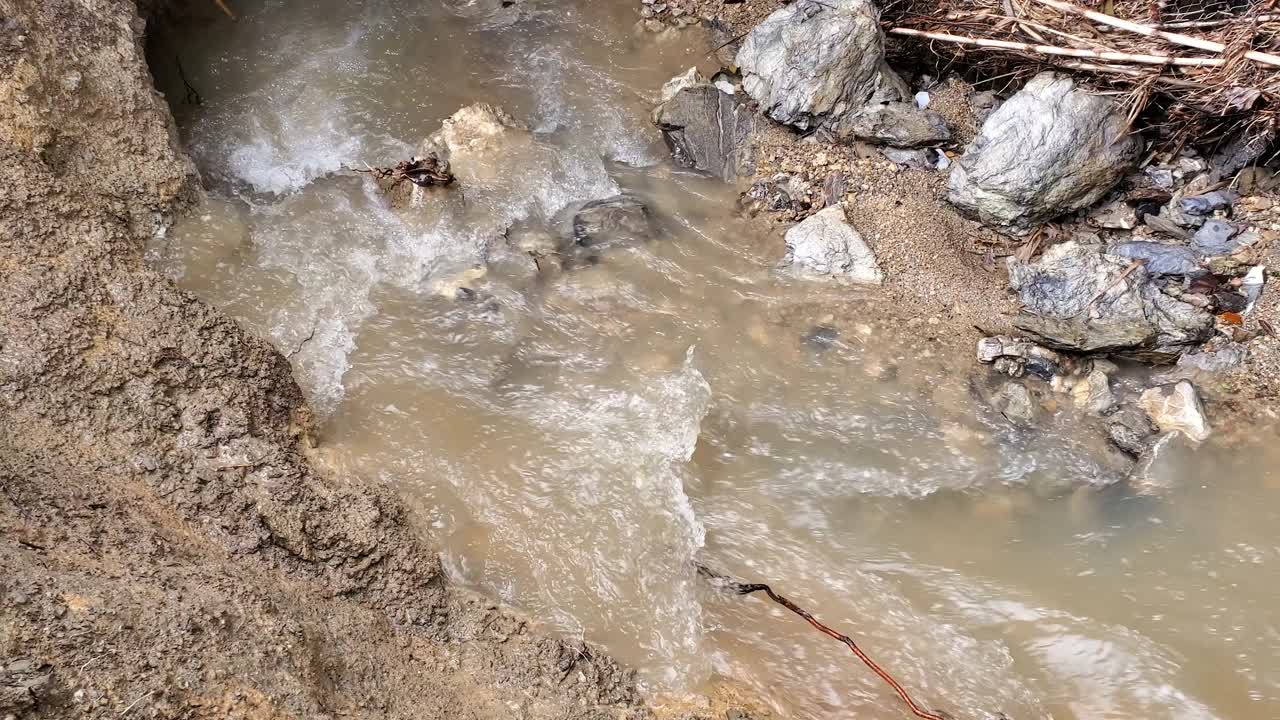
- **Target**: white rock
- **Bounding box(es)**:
[1139,380,1211,442]
[659,67,704,103]
[1072,368,1116,415]
[780,206,883,284]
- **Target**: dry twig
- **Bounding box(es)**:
[697,564,955,720]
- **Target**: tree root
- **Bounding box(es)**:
[696,563,964,720]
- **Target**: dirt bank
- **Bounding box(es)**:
[0,2,762,718]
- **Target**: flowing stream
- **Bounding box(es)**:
[148,2,1280,718]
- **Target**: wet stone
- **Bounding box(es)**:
[571,195,655,250]
[1106,404,1158,457]
[992,381,1039,425]
[1139,380,1211,442]
[1072,368,1116,415]
[802,325,840,349]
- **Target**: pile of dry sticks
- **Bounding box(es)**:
[886,0,1280,153]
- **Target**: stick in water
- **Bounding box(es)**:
[696,564,954,720]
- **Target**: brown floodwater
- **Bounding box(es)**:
[148,2,1280,718]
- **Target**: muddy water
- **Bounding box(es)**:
[148,2,1280,718]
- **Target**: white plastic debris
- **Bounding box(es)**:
[1243,265,1266,314]
[914,91,930,109]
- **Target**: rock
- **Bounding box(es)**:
[1139,381,1211,442]
[1180,190,1238,216]
[1170,343,1249,376]
[1072,368,1116,415]
[1142,212,1191,240]
[835,102,950,147]
[969,90,1001,124]
[1105,241,1204,277]
[947,72,1142,231]
[779,205,882,284]
[975,335,1063,379]
[881,147,931,170]
[1007,241,1214,357]
[736,0,889,132]
[739,174,812,217]
[1090,200,1138,229]
[571,195,654,250]
[652,70,756,182]
[992,382,1039,425]
[658,66,703,102]
[421,103,529,167]
[1190,219,1239,256]
[1106,404,1158,456]
[1128,431,1195,492]
[429,265,488,300]
[1209,125,1277,181]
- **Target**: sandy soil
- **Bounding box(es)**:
[0,2,765,718]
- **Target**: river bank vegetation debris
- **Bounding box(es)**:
[355,154,456,188]
[885,0,1280,155]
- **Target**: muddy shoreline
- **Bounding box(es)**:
[0,2,762,718]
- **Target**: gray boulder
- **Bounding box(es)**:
[1007,241,1214,358]
[652,69,756,182]
[735,0,889,132]
[948,72,1142,231]
[571,195,654,250]
[780,205,882,284]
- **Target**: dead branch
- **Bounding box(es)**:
[889,27,1226,66]
[214,0,236,20]
[697,564,955,720]
[354,153,455,188]
[1028,0,1280,68]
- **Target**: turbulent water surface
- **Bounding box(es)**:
[149,2,1280,718]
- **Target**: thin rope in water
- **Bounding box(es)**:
[696,564,954,720]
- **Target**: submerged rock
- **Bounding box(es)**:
[652,68,756,182]
[948,72,1141,231]
[1106,404,1158,456]
[571,195,654,250]
[1139,381,1211,442]
[1129,431,1195,492]
[735,0,890,132]
[1072,368,1116,415]
[1007,241,1214,358]
[991,381,1039,425]
[779,205,882,284]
